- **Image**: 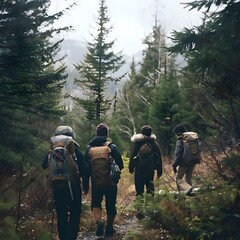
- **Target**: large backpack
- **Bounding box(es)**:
[48,134,79,199]
[89,142,120,188]
[137,142,159,170]
[182,132,201,165]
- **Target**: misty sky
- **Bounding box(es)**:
[50,0,202,55]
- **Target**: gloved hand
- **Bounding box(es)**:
[172,165,177,174]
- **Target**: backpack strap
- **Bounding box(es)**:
[103,141,114,162]
[104,141,111,146]
[137,141,153,155]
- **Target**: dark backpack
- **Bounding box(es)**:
[182,132,201,165]
[109,160,121,186]
[48,135,79,198]
[89,142,120,188]
[137,142,159,170]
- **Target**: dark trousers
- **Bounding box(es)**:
[134,167,154,196]
[91,184,117,217]
[53,181,82,240]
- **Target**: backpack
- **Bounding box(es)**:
[109,160,121,186]
[48,134,79,198]
[137,142,159,170]
[89,141,121,188]
[182,132,201,165]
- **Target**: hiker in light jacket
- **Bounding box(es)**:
[172,124,197,195]
[129,125,162,197]
[83,122,124,238]
[42,126,88,240]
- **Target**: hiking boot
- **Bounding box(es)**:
[96,220,105,237]
[136,210,145,220]
[186,187,193,196]
[105,225,116,237]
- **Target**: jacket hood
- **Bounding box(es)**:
[131,133,156,143]
[89,136,107,146]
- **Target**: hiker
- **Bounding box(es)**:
[129,125,162,197]
[172,124,201,195]
[83,122,124,238]
[42,126,88,240]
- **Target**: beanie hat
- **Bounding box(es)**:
[96,122,109,137]
[173,124,187,136]
[141,125,152,137]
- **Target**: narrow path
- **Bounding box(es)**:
[77,213,143,240]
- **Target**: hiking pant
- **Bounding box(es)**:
[176,165,195,191]
[134,167,154,196]
[53,181,82,240]
[91,184,117,217]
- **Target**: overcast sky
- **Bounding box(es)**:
[50,0,202,56]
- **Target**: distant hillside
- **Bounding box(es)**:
[59,39,140,94]
[58,38,141,110]
[58,38,185,109]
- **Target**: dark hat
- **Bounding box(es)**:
[173,124,186,135]
[96,122,109,137]
[141,125,152,137]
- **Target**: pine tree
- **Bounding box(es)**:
[168,0,240,140]
[0,0,70,169]
[74,0,125,121]
[0,0,72,236]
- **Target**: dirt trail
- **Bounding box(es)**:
[77,214,142,239]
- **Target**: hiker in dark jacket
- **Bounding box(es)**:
[129,125,162,197]
[83,122,124,238]
[42,126,88,240]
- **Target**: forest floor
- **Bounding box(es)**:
[77,214,170,240]
[77,212,143,240]
[16,193,170,240]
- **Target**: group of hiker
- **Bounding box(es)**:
[42,122,201,240]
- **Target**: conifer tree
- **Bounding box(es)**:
[0,0,70,169]
[168,0,240,140]
[74,0,125,121]
[0,0,71,236]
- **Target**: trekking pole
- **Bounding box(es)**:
[157,177,160,201]
[51,202,55,240]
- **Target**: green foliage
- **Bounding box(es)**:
[124,230,146,240]
[0,1,73,237]
[0,0,71,171]
[36,232,51,240]
[135,178,240,240]
[150,76,181,155]
[168,0,240,140]
[0,217,20,240]
[221,153,240,186]
[0,196,20,239]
